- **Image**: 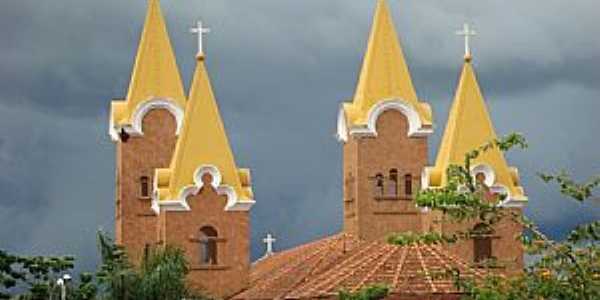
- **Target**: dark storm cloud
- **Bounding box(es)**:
[0,0,598,270]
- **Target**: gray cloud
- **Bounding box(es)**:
[0,0,598,271]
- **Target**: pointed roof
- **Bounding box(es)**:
[154,57,253,208]
[110,0,186,132]
[342,0,431,128]
[425,59,526,201]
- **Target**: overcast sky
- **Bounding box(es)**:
[0,0,598,272]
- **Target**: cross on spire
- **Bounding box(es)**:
[190,20,211,58]
[456,23,477,60]
[262,233,276,256]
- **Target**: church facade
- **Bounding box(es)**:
[109,0,528,298]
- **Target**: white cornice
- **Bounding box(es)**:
[109,98,184,142]
[151,164,255,214]
[420,164,528,208]
[336,99,433,143]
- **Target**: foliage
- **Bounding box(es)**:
[539,171,600,202]
[135,246,195,300]
[0,249,74,299]
[338,284,389,300]
[95,231,138,299]
[0,249,97,300]
[2,231,206,299]
[403,133,600,300]
[387,231,445,246]
[95,231,206,300]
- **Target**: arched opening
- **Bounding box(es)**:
[199,226,218,265]
[472,223,493,263]
[140,176,150,198]
[404,174,413,196]
[388,169,399,196]
[374,173,384,197]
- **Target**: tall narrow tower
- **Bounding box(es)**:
[152,51,255,297]
[423,55,527,274]
[109,0,186,266]
[336,0,434,241]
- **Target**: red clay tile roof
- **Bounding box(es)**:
[233,234,487,299]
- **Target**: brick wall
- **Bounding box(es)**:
[115,109,178,266]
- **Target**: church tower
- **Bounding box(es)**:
[110,0,186,266]
[422,54,528,274]
[152,50,255,297]
[336,0,434,241]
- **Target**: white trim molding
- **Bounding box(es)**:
[336,107,349,142]
[109,98,184,142]
[419,165,528,208]
[498,192,528,208]
[151,164,255,214]
[420,167,433,190]
[336,99,433,143]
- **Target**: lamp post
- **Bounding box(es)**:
[56,274,71,300]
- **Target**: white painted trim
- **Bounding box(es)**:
[498,197,528,208]
[421,167,433,190]
[109,98,184,142]
[418,167,528,208]
[151,164,255,214]
[336,106,349,143]
[336,99,433,143]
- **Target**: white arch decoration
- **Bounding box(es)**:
[109,98,184,142]
[419,164,527,208]
[471,164,496,187]
[151,164,255,214]
[336,99,433,142]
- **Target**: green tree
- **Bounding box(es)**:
[95,231,206,300]
[0,248,96,300]
[338,284,389,300]
[397,133,600,299]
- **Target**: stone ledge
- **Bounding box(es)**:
[190,265,230,271]
[374,195,413,201]
[373,211,419,215]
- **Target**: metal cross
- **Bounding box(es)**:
[262,233,276,256]
[456,23,477,59]
[190,20,211,58]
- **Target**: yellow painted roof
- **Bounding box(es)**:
[343,0,431,127]
[110,0,185,127]
[155,57,253,202]
[428,59,525,200]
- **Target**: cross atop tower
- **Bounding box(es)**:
[190,20,211,58]
[262,233,276,257]
[456,23,476,60]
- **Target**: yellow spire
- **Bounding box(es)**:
[426,60,526,201]
[343,0,431,128]
[154,57,254,208]
[110,0,186,131]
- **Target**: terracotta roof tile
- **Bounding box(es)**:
[233,234,486,299]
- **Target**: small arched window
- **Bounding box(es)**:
[199,226,218,265]
[388,169,399,196]
[475,172,487,186]
[404,174,413,196]
[472,223,493,263]
[374,173,384,197]
[140,176,150,198]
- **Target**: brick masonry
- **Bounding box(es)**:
[344,110,429,241]
[157,185,250,298]
[342,109,523,275]
[116,108,250,298]
[116,106,524,298]
[115,109,178,266]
